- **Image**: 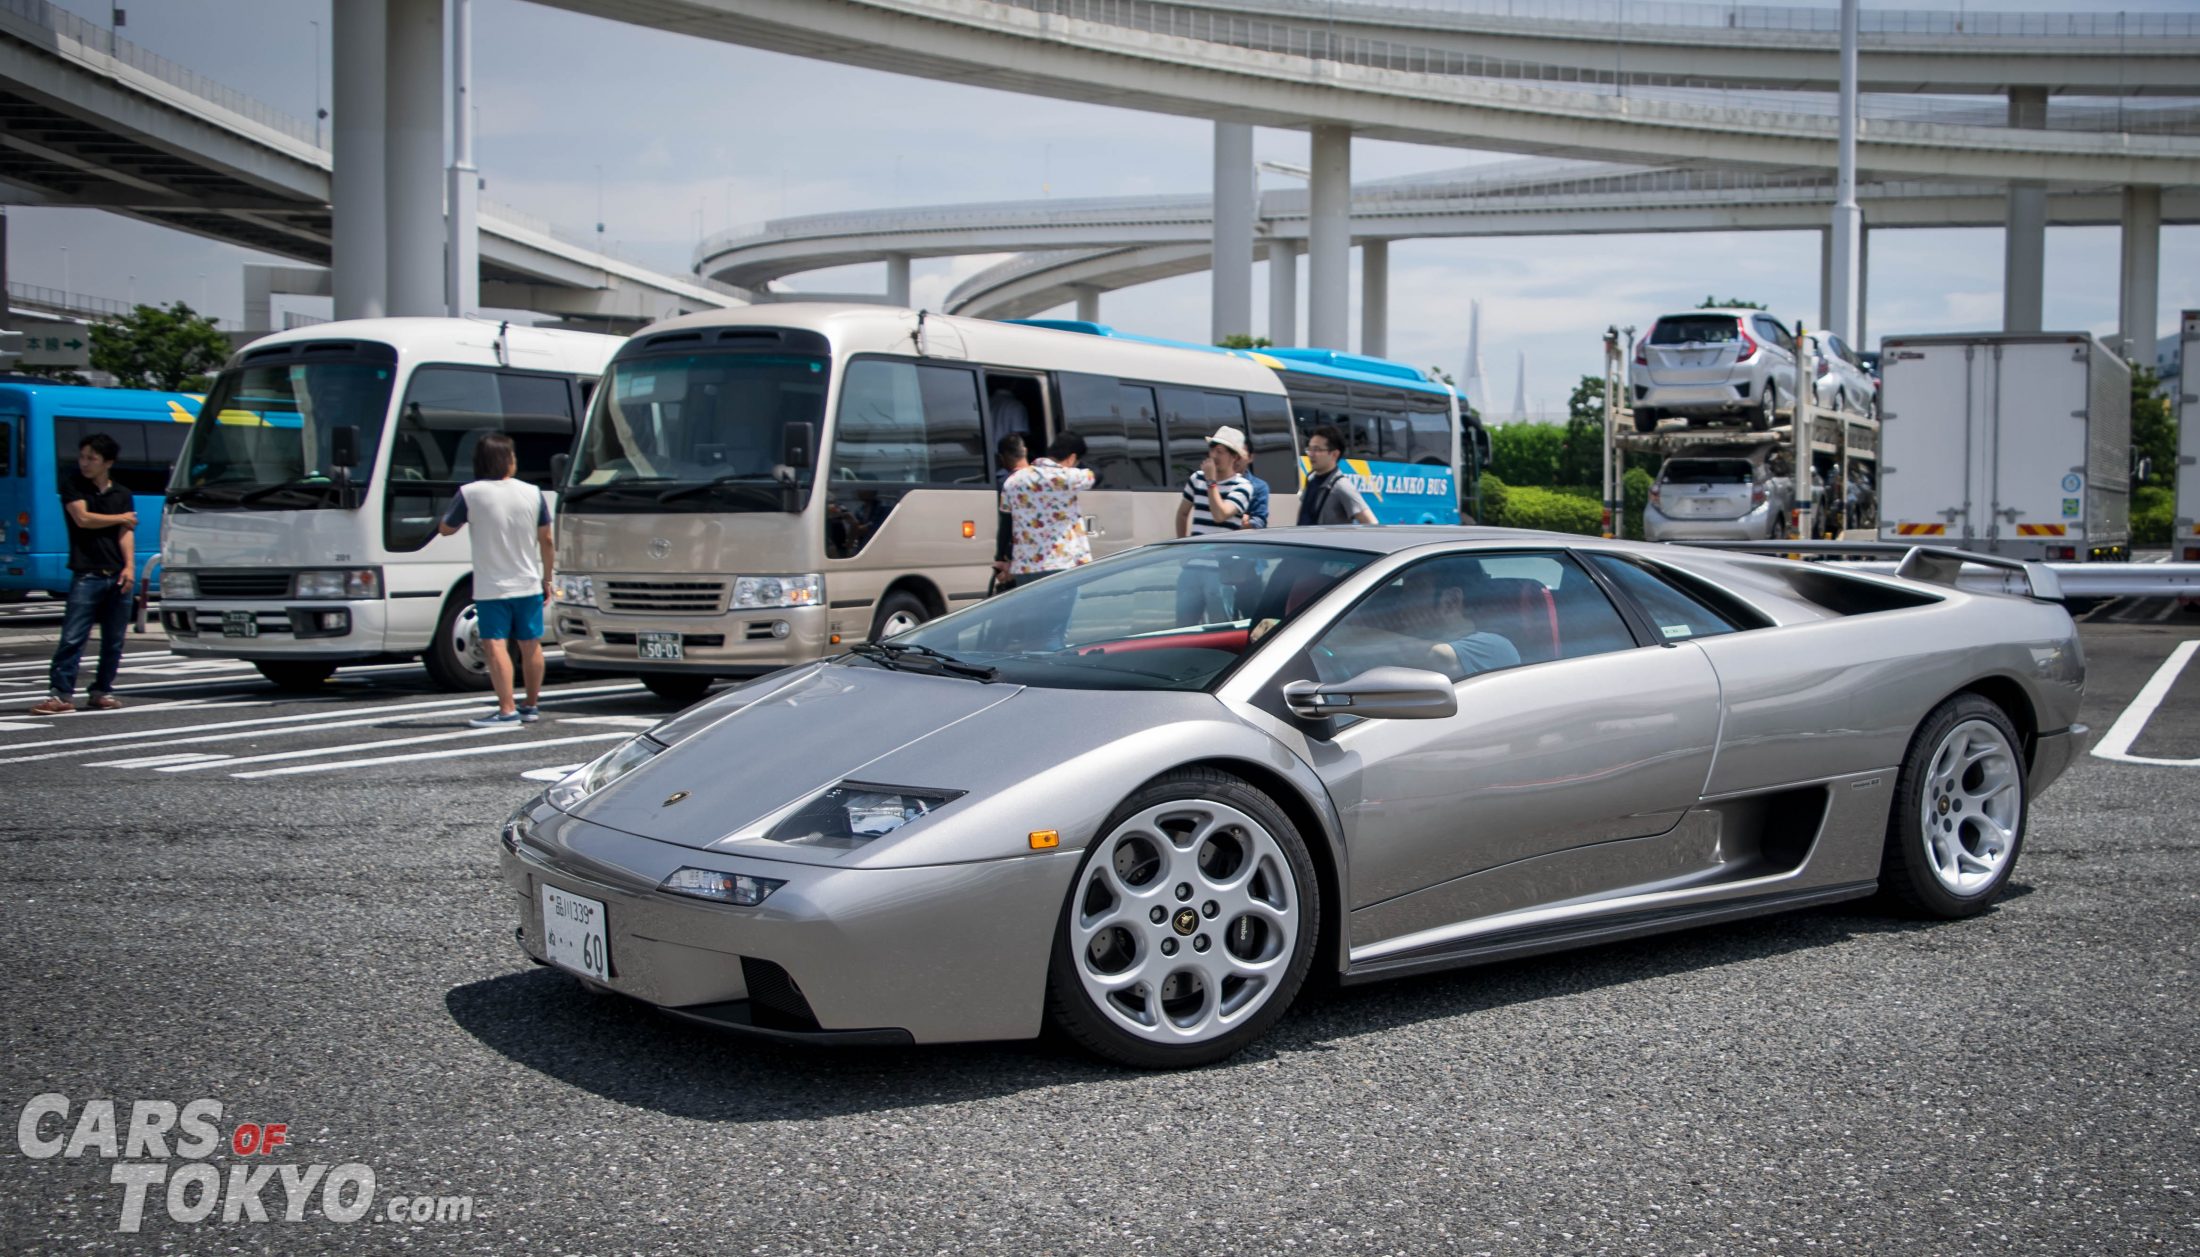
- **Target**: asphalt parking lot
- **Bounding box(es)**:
[1,592,2196,1254]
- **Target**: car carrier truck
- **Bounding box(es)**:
[1877,331,2130,562]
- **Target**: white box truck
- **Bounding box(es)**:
[2176,310,2199,561]
[1877,331,2130,561]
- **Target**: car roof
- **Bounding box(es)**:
[1159,525,1668,558]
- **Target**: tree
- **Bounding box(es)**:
[1559,374,1606,485]
[1215,334,1273,350]
[1425,365,1457,387]
[89,302,230,391]
[1696,295,1768,310]
[2132,364,2176,492]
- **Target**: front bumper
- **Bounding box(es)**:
[1644,502,1776,542]
[2028,723,2090,797]
[160,597,395,658]
[500,802,1079,1044]
[555,603,832,678]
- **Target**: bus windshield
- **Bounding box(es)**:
[172,359,396,507]
[883,541,1374,692]
[566,351,828,511]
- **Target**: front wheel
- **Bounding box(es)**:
[869,590,929,643]
[254,660,336,690]
[1046,768,1320,1069]
[1878,694,2028,918]
[423,586,494,691]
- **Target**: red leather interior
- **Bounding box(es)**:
[1078,628,1251,657]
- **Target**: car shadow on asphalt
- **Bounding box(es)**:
[442,888,2031,1122]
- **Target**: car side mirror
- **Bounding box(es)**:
[1283,666,1458,722]
[330,424,359,470]
[781,420,814,472]
[550,452,571,487]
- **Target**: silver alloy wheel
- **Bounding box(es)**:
[1919,717,2023,895]
[880,609,922,639]
[451,603,490,677]
[1070,799,1300,1045]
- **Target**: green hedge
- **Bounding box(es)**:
[1495,483,1604,535]
[2134,484,2174,546]
[1623,466,1653,540]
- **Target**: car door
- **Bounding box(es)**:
[1280,549,1723,948]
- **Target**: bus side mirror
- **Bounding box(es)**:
[330,425,359,470]
[550,453,571,487]
[781,421,814,473]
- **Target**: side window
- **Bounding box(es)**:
[1754,316,1794,353]
[1403,398,1451,467]
[823,359,984,559]
[1157,387,1210,486]
[0,420,11,476]
[1287,379,1355,460]
[1058,371,1130,487]
[140,423,190,494]
[1243,392,1295,491]
[1306,552,1636,688]
[384,367,575,552]
[1584,554,1740,642]
[54,420,171,495]
[1112,383,1167,489]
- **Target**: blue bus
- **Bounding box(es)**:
[1010,323,1486,524]
[0,379,201,598]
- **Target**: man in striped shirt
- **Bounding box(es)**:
[1173,425,1257,537]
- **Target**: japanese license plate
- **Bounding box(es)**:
[221,611,258,638]
[637,632,683,660]
[540,885,608,981]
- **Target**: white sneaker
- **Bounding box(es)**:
[469,710,524,730]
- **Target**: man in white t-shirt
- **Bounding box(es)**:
[437,432,554,728]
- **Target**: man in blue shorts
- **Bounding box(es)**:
[437,432,552,728]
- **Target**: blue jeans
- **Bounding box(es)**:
[49,572,130,699]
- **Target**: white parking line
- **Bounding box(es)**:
[0,720,53,732]
[233,731,629,778]
[557,716,659,728]
[2091,639,2200,766]
[87,751,231,768]
[0,663,423,703]
[158,726,504,772]
[520,761,589,782]
[0,682,643,762]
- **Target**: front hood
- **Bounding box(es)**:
[163,506,366,567]
[569,662,1020,861]
[557,508,814,573]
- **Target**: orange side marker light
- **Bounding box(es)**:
[1028,830,1059,850]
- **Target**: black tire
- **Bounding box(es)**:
[1749,388,1776,432]
[422,583,494,692]
[869,590,930,643]
[1878,694,2029,919]
[0,589,29,604]
[253,660,337,690]
[640,673,714,704]
[1632,407,1659,434]
[1045,768,1322,1069]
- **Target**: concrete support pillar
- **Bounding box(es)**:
[2003,86,2048,334]
[1825,0,1862,341]
[1266,242,1297,347]
[1072,284,1100,323]
[2119,185,2162,367]
[884,253,910,307]
[1360,239,1388,358]
[244,266,335,334]
[1210,121,1255,344]
[1307,125,1351,351]
[1818,227,1832,331]
[445,0,478,318]
[0,208,11,331]
[331,0,388,321]
[384,0,444,317]
[1857,227,1871,348]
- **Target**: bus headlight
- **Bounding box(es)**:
[731,574,822,610]
[554,574,596,607]
[163,570,196,599]
[294,568,382,599]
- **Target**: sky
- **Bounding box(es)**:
[7,0,2197,419]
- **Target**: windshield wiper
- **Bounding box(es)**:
[847,641,999,682]
[167,484,242,506]
[655,473,777,505]
[562,477,669,506]
[236,477,336,505]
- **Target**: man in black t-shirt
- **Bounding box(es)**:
[31,433,138,715]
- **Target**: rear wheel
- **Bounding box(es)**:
[254,660,336,690]
[1878,694,2027,918]
[640,673,714,704]
[869,590,929,643]
[423,585,494,691]
[1046,768,1320,1069]
[1749,388,1776,432]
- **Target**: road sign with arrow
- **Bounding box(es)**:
[13,320,93,368]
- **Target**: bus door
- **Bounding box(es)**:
[0,389,27,594]
[1053,371,1174,556]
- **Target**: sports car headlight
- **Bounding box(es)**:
[554,574,595,607]
[545,735,660,810]
[764,783,963,848]
[731,574,821,610]
[163,570,197,599]
[659,867,785,906]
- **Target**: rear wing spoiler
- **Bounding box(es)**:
[1892,546,2062,602]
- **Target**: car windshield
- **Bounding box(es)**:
[173,356,397,506]
[882,541,1375,692]
[1663,459,1753,484]
[1648,317,1741,346]
[567,351,828,511]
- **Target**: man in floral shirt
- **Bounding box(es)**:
[1001,433,1094,583]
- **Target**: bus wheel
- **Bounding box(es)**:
[641,673,714,704]
[254,660,336,690]
[424,588,495,692]
[870,590,929,642]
